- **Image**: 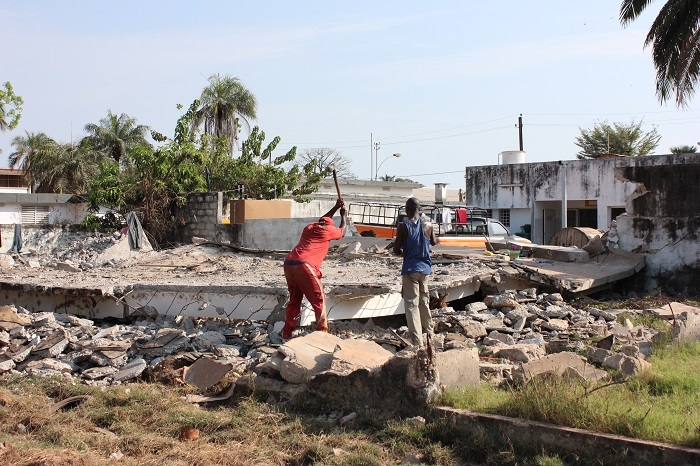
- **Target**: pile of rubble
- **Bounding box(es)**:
[430,288,669,384]
[11,227,155,270]
[2,288,692,407]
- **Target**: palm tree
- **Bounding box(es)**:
[83,111,150,164]
[670,144,697,154]
[11,132,107,193]
[192,74,257,155]
[9,131,55,174]
[620,0,700,107]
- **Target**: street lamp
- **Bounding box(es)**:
[373,142,381,180]
[375,153,401,180]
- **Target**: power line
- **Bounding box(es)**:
[277,108,699,149]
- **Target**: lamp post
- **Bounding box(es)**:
[375,153,401,180]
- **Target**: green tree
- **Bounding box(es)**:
[620,0,700,107]
[9,131,54,174]
[88,101,209,243]
[297,148,356,179]
[574,120,661,159]
[83,110,150,164]
[670,144,697,154]
[0,82,23,132]
[0,82,23,154]
[209,126,322,201]
[192,74,257,155]
[10,132,104,193]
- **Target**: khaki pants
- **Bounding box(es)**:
[402,272,433,346]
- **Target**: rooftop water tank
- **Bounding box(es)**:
[500,150,526,165]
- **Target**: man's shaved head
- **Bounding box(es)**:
[405,197,421,215]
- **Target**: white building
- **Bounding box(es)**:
[464,152,700,287]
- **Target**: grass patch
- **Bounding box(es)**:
[443,341,700,448]
[0,374,473,465]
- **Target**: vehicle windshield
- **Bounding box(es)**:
[490,221,509,236]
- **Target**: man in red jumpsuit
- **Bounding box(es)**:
[282,198,347,339]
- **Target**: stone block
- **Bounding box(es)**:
[516,351,609,384]
[435,347,479,389]
[496,344,546,363]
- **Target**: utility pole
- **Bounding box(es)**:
[518,114,524,151]
[370,132,373,180]
[373,142,381,181]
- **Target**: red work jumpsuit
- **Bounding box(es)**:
[282,217,343,339]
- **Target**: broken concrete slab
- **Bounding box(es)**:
[434,347,479,389]
[530,245,590,263]
[278,331,341,384]
[327,337,394,375]
[515,351,610,384]
[183,358,233,391]
[139,328,189,358]
[299,344,441,418]
[112,358,147,382]
[495,344,546,363]
[0,305,31,330]
[649,301,700,320]
[602,353,651,377]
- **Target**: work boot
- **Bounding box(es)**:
[281,326,293,340]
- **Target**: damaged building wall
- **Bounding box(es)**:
[181,192,231,244]
[465,159,636,244]
[615,159,700,292]
[465,153,700,291]
[231,199,342,250]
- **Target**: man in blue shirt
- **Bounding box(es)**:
[393,197,437,346]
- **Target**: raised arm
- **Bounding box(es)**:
[321,198,344,219]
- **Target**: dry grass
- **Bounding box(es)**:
[0,374,467,466]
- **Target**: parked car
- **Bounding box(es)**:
[348,201,530,249]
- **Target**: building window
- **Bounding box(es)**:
[499,209,510,227]
[21,205,50,224]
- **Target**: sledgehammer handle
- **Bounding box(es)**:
[332,169,342,200]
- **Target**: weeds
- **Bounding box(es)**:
[443,341,700,448]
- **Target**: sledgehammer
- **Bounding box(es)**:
[332,168,342,200]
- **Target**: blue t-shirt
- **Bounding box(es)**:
[400,218,432,275]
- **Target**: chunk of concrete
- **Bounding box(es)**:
[139,328,189,357]
[586,346,612,365]
[496,344,546,363]
[82,366,119,380]
[602,353,651,377]
[673,310,700,344]
[434,347,479,389]
[0,305,31,330]
[530,245,590,263]
[24,358,73,375]
[279,331,342,384]
[327,337,394,375]
[459,320,487,339]
[112,358,147,382]
[32,331,69,358]
[183,358,232,391]
[540,318,569,332]
[516,351,610,384]
[300,344,441,418]
[0,357,16,373]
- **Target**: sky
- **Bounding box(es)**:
[1,1,698,189]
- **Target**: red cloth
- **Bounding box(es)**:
[455,208,467,224]
[285,217,344,275]
[282,263,328,337]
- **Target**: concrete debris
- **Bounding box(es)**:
[0,279,688,417]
